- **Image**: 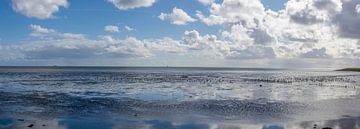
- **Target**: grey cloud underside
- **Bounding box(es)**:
[336,0,360,38]
[250,29,273,45]
[290,12,324,25]
[227,46,276,59]
[289,0,339,25]
[17,38,153,60]
[195,0,360,59]
[300,48,331,58]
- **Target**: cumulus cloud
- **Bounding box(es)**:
[61,33,86,40]
[335,0,360,38]
[300,48,331,58]
[108,0,156,10]
[104,25,120,33]
[29,24,86,40]
[356,4,360,14]
[2,28,218,61]
[146,37,187,53]
[183,30,218,50]
[29,24,56,36]
[196,0,265,26]
[197,0,215,5]
[286,0,342,25]
[195,0,360,60]
[12,0,68,19]
[267,0,360,59]
[6,37,151,60]
[1,26,189,60]
[159,7,196,25]
[124,25,134,31]
[3,0,360,66]
[226,46,276,59]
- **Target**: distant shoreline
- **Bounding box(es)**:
[0,66,288,71]
[0,66,340,71]
[336,68,360,72]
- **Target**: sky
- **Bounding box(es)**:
[0,0,359,68]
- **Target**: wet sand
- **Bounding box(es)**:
[0,67,359,129]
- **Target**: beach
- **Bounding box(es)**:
[0,67,360,129]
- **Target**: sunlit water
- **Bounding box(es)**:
[0,67,360,129]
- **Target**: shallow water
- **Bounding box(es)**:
[0,67,359,129]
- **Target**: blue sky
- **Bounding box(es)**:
[0,0,359,67]
[0,0,286,42]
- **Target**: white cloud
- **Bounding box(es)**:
[29,24,56,36]
[181,30,226,58]
[61,33,86,40]
[356,4,360,14]
[108,0,156,10]
[182,30,219,50]
[104,25,120,33]
[1,29,188,61]
[286,0,342,25]
[6,37,152,60]
[29,24,86,40]
[159,7,196,25]
[3,0,360,66]
[194,0,360,60]
[197,0,215,5]
[146,37,187,53]
[124,25,134,31]
[104,37,152,58]
[12,0,68,19]
[196,0,265,26]
[268,0,360,59]
[100,35,115,43]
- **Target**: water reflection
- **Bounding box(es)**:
[1,89,360,129]
[0,117,13,129]
[0,69,360,129]
[144,120,209,129]
[0,70,359,102]
[1,115,360,129]
[262,125,284,129]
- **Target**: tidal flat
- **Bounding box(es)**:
[0,67,360,129]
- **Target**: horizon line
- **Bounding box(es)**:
[0,65,345,69]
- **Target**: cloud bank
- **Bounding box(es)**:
[3,0,360,67]
[194,0,360,60]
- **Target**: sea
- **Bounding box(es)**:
[0,66,359,129]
